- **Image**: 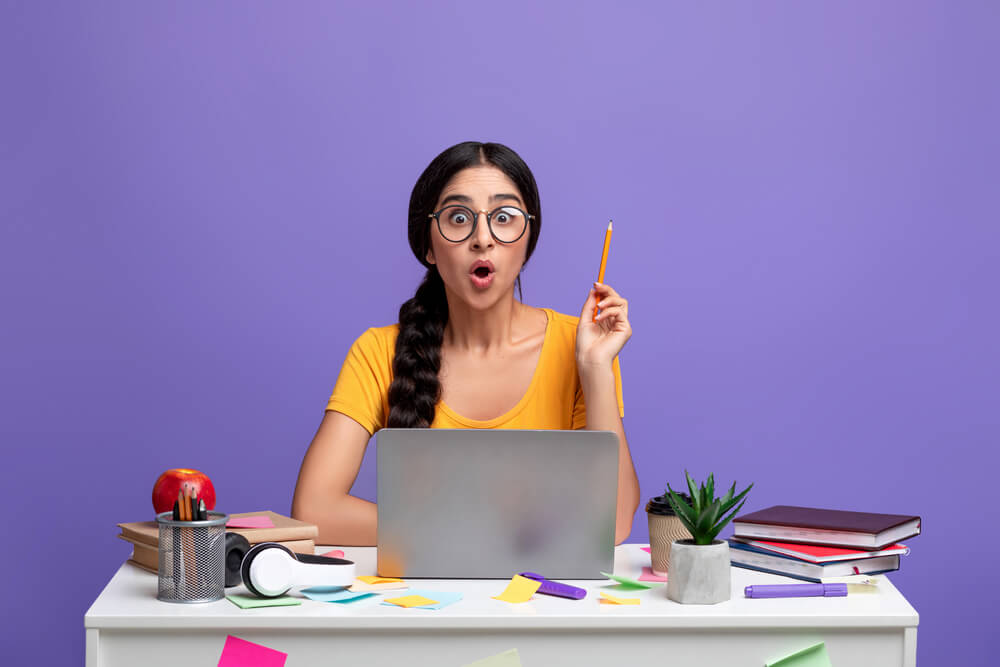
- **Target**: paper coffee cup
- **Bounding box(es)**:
[646,492,692,576]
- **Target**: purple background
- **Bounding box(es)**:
[2,2,997,664]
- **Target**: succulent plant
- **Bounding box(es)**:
[665,470,753,545]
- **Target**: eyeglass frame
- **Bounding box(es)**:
[427,204,534,244]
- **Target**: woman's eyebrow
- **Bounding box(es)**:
[439,193,523,207]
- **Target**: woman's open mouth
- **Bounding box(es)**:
[469,260,495,289]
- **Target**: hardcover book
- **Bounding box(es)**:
[733,505,920,550]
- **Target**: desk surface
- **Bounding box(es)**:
[85,544,918,631]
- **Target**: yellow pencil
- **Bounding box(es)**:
[594,220,613,321]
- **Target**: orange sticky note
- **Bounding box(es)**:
[349,580,409,593]
[599,592,640,605]
[384,594,440,608]
[356,575,404,585]
[492,574,542,603]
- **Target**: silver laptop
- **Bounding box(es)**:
[376,428,619,579]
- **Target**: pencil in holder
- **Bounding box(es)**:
[156,510,229,603]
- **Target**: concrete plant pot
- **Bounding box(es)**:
[666,539,731,604]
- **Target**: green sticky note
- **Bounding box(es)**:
[766,642,832,667]
[462,648,523,667]
[600,571,662,589]
[226,594,302,609]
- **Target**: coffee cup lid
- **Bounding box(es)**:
[646,491,691,516]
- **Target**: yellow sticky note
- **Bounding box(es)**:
[599,592,640,605]
[357,575,404,585]
[384,594,440,608]
[492,575,542,603]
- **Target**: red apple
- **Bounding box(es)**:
[152,468,216,514]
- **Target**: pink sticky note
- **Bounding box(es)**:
[217,635,286,667]
[638,566,668,582]
[322,549,345,558]
[640,546,651,553]
[226,516,276,529]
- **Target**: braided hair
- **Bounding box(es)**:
[386,142,542,428]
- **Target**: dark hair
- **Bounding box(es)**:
[386,141,542,428]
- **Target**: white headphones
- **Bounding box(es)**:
[241,542,356,598]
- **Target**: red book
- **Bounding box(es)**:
[733,505,921,550]
[730,536,910,563]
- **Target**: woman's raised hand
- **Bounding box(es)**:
[575,282,632,369]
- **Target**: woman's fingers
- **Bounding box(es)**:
[594,304,626,322]
[597,296,627,310]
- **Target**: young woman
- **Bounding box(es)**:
[291,141,639,545]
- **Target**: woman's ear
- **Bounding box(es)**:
[425,248,435,265]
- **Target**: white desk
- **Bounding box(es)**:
[85,544,918,666]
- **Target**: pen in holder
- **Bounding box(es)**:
[156,510,228,603]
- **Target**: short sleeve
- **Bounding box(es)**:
[571,355,625,429]
[326,328,393,436]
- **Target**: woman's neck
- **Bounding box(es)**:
[441,290,530,354]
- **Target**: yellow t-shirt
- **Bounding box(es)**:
[326,307,624,435]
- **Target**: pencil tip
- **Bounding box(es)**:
[608,220,613,230]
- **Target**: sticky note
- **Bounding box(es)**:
[766,641,833,667]
[381,589,463,610]
[492,574,542,603]
[226,594,302,609]
[599,592,640,605]
[641,546,651,553]
[349,580,409,593]
[322,549,345,559]
[357,575,404,585]
[217,635,287,667]
[226,516,276,529]
[300,586,375,603]
[384,594,440,608]
[638,567,668,582]
[462,648,523,666]
[600,571,662,589]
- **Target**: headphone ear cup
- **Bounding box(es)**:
[224,532,252,587]
[241,542,296,598]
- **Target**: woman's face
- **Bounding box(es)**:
[426,165,531,310]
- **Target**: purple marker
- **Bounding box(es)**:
[745,583,848,598]
[518,572,587,600]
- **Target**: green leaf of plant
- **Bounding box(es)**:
[684,470,702,517]
[705,497,749,543]
[719,481,735,509]
[665,483,698,535]
[695,500,723,544]
[705,473,714,505]
[718,482,754,516]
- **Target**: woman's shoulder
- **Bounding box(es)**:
[539,307,580,347]
[349,323,400,356]
[542,307,581,328]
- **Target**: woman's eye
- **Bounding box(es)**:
[450,213,469,224]
[494,214,510,224]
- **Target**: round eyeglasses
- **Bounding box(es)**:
[428,205,533,244]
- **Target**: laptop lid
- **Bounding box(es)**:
[376,428,618,579]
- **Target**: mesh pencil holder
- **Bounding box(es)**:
[156,511,229,603]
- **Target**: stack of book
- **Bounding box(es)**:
[117,510,319,574]
[728,505,921,583]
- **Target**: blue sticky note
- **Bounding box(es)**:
[380,589,463,610]
[300,586,376,603]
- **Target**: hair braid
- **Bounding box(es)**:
[386,270,448,427]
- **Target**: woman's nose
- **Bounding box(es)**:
[471,211,494,248]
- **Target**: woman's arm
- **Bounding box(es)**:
[575,281,639,545]
[580,363,640,545]
[291,410,377,545]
